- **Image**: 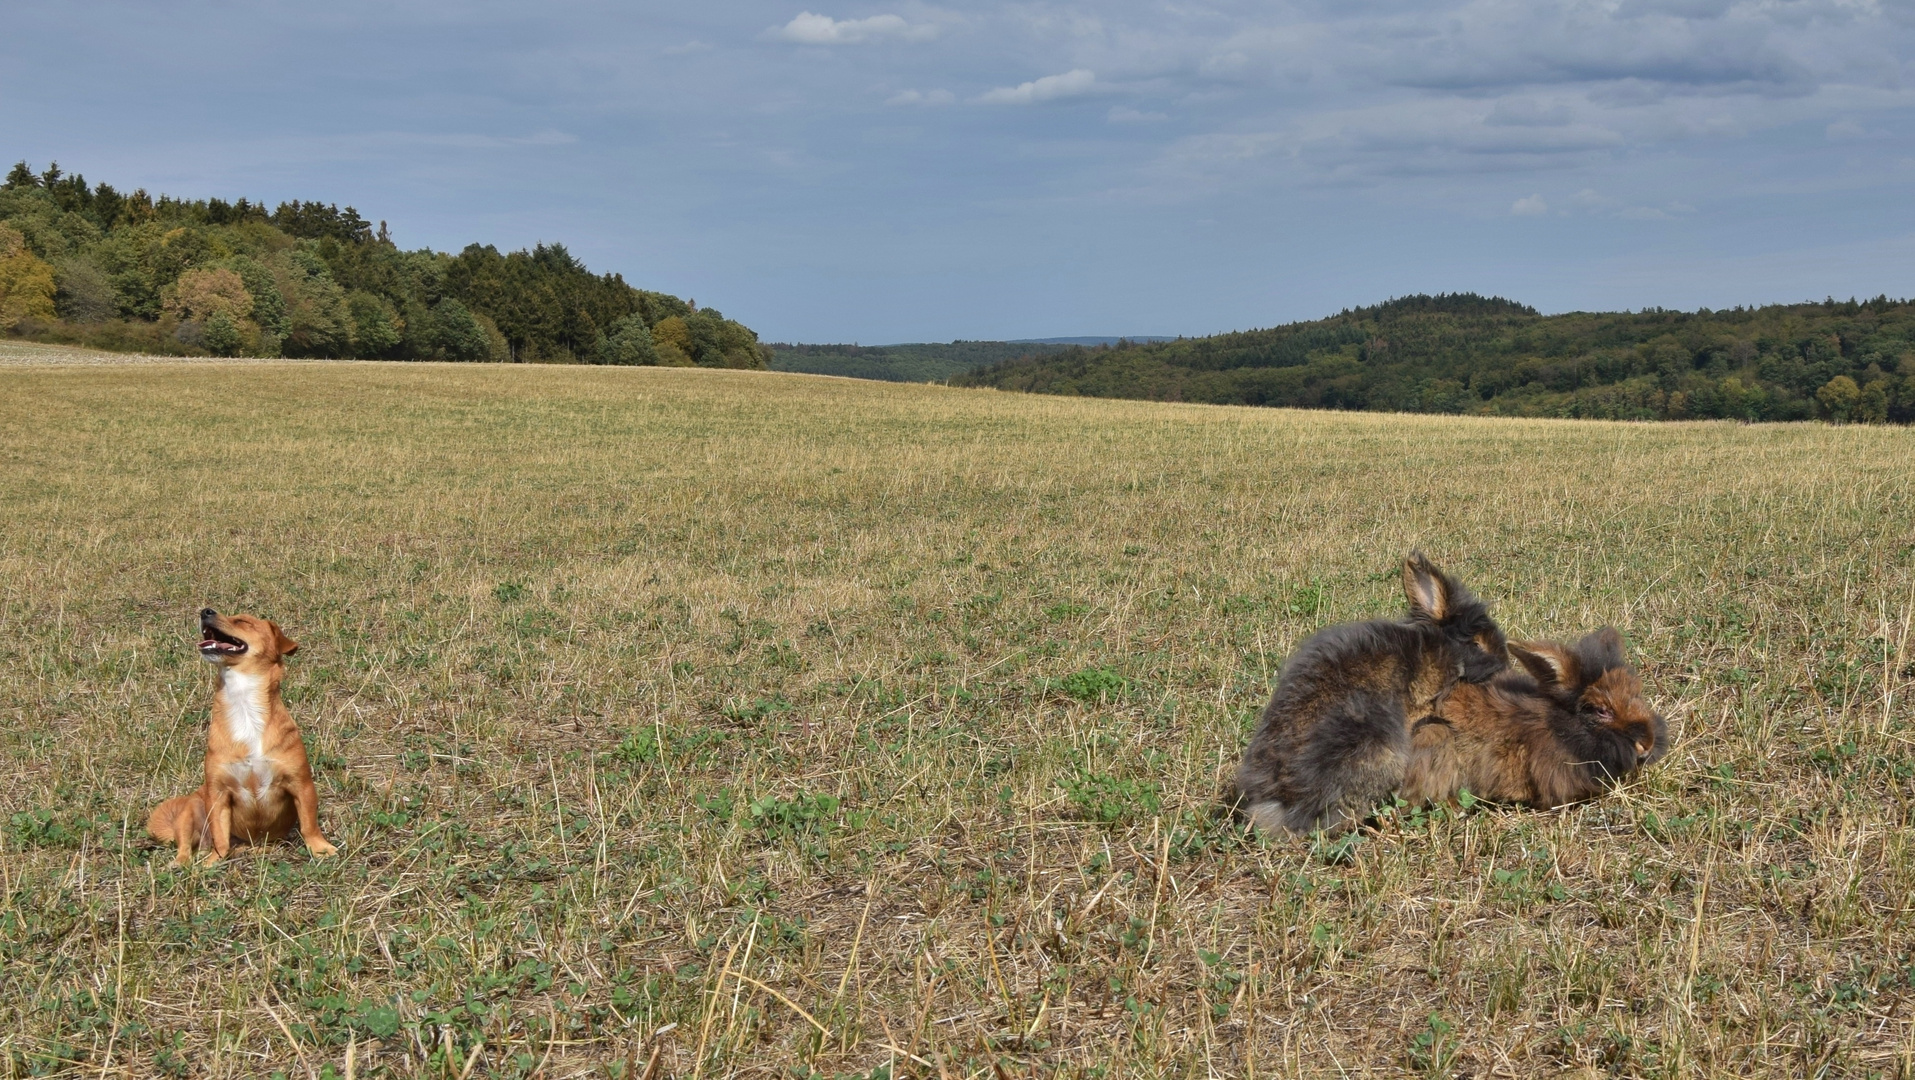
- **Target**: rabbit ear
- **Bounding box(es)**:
[1510,641,1578,689]
[1401,551,1452,622]
[1577,626,1626,669]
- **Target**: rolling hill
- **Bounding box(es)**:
[766,340,1074,383]
[767,337,1180,384]
[953,293,1915,423]
[0,159,765,366]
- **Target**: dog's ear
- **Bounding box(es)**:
[1402,551,1452,622]
[1510,641,1578,689]
[270,621,299,657]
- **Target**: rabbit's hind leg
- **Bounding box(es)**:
[1288,691,1411,834]
[1242,800,1295,835]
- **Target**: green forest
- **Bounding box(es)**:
[0,161,766,367]
[6,158,1911,425]
[951,294,1915,423]
[767,340,1073,383]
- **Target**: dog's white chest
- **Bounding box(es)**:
[220,670,274,800]
[221,670,267,753]
[226,754,277,802]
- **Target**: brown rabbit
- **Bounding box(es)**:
[1401,627,1667,809]
[1234,552,1508,835]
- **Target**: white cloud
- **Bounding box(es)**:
[1512,193,1549,215]
[1826,118,1888,141]
[887,88,955,106]
[977,69,1096,105]
[1568,188,1616,211]
[771,11,937,46]
[752,0,1913,201]
[1619,201,1696,219]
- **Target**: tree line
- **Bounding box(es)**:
[951,293,1915,424]
[0,161,767,367]
[766,340,1075,383]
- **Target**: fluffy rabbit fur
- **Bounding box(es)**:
[1401,627,1668,809]
[1235,553,1508,835]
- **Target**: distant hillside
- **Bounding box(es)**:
[0,160,765,366]
[1009,336,1177,347]
[767,340,1076,383]
[952,293,1915,423]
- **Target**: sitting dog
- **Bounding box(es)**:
[1400,627,1668,809]
[147,609,337,866]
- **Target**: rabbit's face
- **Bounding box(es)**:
[1402,551,1508,683]
[1446,604,1508,683]
[1583,667,1666,768]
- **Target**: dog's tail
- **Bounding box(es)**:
[147,795,193,844]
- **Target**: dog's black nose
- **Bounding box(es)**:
[200,608,217,619]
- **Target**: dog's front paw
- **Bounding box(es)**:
[306,839,338,858]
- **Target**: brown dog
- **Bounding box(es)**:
[147,609,337,866]
[1401,627,1667,809]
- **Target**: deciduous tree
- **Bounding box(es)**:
[164,267,253,323]
[1816,375,1861,422]
[596,313,658,365]
[651,316,694,366]
[0,223,57,329]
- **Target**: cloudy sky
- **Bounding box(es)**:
[4,1,1913,342]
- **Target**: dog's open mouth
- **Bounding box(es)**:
[199,625,247,656]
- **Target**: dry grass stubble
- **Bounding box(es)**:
[1,362,1913,1078]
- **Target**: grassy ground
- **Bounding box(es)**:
[1,362,1912,1079]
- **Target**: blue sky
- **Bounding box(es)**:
[4,1,1913,342]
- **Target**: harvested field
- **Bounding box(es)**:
[0,341,316,367]
[1,360,1911,1078]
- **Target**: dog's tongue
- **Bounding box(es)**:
[199,638,217,649]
